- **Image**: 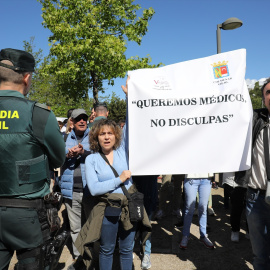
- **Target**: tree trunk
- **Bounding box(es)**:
[91,71,99,104]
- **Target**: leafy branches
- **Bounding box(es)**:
[249,82,263,109]
[38,0,162,102]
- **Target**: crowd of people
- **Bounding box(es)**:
[0,48,270,270]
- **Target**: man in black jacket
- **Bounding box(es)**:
[236,78,270,270]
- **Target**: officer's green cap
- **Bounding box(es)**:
[0,48,35,72]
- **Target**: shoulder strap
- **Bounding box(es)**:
[35,102,51,111]
[32,103,50,145]
[263,126,270,182]
[99,152,132,201]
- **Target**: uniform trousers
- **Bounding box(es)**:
[0,207,45,270]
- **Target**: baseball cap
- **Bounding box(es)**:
[71,109,88,119]
[0,48,35,72]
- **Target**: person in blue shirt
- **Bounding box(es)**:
[85,109,135,270]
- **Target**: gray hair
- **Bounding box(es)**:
[261,77,270,100]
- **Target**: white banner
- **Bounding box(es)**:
[128,49,253,175]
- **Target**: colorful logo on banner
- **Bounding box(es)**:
[152,76,172,90]
[212,61,229,79]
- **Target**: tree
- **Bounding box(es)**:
[24,37,93,116]
[107,92,126,122]
[38,0,162,103]
[23,37,43,68]
[249,82,263,110]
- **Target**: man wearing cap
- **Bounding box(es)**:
[58,108,92,270]
[0,48,66,269]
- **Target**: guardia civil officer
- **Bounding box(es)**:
[0,48,66,269]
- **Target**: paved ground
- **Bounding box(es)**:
[9,184,253,270]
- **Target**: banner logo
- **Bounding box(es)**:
[153,76,172,90]
[212,61,229,79]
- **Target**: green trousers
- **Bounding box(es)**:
[0,207,44,270]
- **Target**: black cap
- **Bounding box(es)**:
[0,48,35,72]
[94,102,108,109]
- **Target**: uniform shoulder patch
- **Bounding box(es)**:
[35,102,51,111]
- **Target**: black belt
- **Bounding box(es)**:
[0,197,44,209]
[248,187,266,196]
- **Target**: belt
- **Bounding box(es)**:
[0,197,44,209]
[248,187,266,196]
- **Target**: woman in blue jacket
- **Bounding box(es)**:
[85,116,135,270]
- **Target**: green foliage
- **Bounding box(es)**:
[23,37,43,67]
[38,0,162,102]
[24,37,94,117]
[249,82,263,110]
[107,92,126,122]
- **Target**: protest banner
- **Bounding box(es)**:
[128,49,253,175]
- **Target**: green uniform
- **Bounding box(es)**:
[0,90,66,270]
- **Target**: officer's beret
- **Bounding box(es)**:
[0,48,35,72]
[94,102,108,109]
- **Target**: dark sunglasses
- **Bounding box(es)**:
[74,115,88,122]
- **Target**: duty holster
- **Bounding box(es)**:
[44,192,63,233]
[14,230,70,270]
[42,230,70,270]
[43,192,71,269]
[41,192,70,270]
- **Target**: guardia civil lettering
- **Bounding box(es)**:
[0,110,19,118]
[0,110,19,129]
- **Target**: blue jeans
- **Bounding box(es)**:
[99,215,136,270]
[182,178,212,238]
[246,188,270,270]
[144,213,152,255]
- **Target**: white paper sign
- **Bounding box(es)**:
[128,49,252,175]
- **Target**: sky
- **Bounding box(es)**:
[1,0,269,102]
